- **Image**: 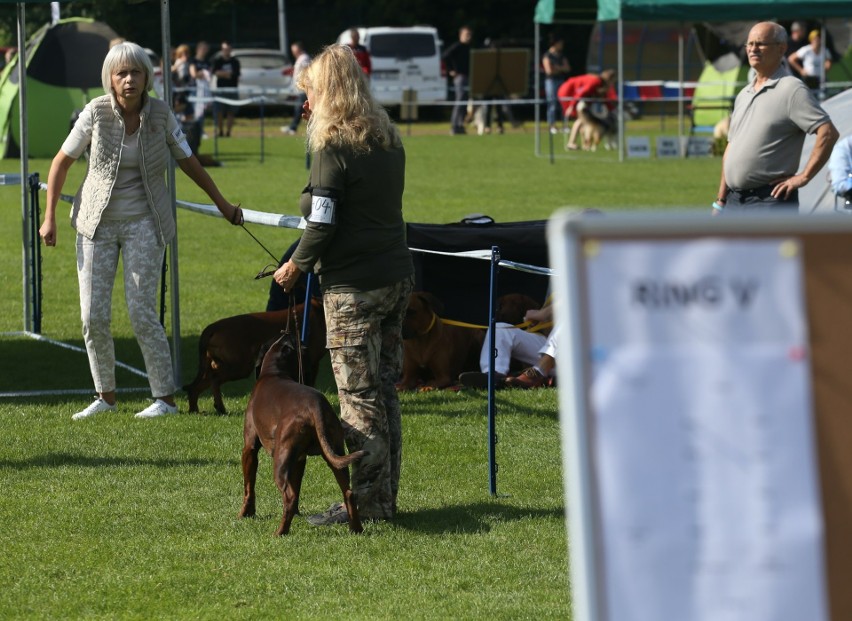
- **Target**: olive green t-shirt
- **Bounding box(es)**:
[290,143,414,292]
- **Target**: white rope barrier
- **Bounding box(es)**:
[37,183,306,230]
[181,80,764,109]
[409,246,552,276]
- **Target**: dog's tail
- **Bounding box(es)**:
[182,322,217,392]
[326,449,368,471]
[314,401,368,470]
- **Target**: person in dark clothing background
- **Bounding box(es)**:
[443,25,473,135]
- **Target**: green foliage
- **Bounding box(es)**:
[0,116,717,619]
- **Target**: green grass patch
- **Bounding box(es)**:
[0,116,718,618]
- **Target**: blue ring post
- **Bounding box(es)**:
[301,272,313,344]
[487,245,500,495]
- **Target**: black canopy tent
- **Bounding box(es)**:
[406,220,550,325]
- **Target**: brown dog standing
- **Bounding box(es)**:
[239,331,365,536]
[184,301,326,414]
[398,292,483,390]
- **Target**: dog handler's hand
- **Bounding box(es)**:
[273,260,302,292]
[39,219,57,247]
[225,203,243,225]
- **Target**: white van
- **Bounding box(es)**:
[337,26,445,105]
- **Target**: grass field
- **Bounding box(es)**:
[0,115,719,619]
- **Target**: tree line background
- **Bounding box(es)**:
[0,0,595,74]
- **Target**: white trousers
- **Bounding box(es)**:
[540,326,558,360]
[76,216,175,397]
[479,322,547,375]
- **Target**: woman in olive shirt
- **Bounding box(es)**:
[274,45,414,526]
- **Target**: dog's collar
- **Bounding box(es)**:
[419,312,438,336]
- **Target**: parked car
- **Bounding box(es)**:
[337,26,446,106]
[214,48,294,105]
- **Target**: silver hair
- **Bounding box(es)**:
[101,41,154,94]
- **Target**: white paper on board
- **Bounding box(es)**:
[585,238,827,621]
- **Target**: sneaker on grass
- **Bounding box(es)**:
[505,366,548,389]
[458,371,506,390]
[72,397,116,421]
[134,399,178,419]
[307,502,349,526]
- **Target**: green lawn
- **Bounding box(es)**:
[0,115,718,619]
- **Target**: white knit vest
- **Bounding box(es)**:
[71,94,176,244]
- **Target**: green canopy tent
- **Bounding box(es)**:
[596,0,852,20]
[535,0,852,160]
[0,17,120,158]
[532,0,597,157]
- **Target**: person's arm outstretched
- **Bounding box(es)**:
[177,155,243,224]
[39,151,76,246]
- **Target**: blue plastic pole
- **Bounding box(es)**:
[301,272,313,344]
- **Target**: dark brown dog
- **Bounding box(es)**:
[184,301,326,414]
[239,331,365,536]
[398,292,484,390]
[494,293,542,326]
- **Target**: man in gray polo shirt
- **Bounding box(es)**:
[715,21,838,213]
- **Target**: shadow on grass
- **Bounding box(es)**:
[401,388,559,420]
[0,452,237,470]
[0,335,150,397]
[396,501,564,535]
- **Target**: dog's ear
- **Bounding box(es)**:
[417,291,445,316]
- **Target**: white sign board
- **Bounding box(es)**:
[549,225,828,621]
[687,135,714,157]
[627,136,651,158]
[655,136,681,158]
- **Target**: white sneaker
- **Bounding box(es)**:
[72,397,116,421]
[135,399,178,419]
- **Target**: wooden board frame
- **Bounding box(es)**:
[548,211,852,621]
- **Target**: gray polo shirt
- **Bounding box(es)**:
[724,66,829,190]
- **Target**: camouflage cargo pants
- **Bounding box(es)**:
[323,276,414,520]
[76,216,175,397]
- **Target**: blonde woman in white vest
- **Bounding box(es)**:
[39,41,243,421]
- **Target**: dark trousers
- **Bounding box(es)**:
[289,92,307,131]
[450,74,468,132]
[725,185,799,213]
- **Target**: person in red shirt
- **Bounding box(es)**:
[347,28,372,77]
[558,69,616,150]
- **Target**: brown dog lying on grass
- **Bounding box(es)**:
[238,331,366,536]
[397,291,483,391]
[183,301,326,414]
